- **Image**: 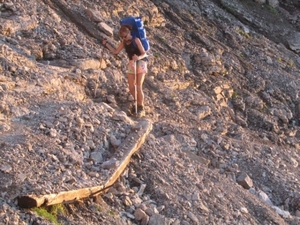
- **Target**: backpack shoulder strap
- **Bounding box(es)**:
[131,36,138,48]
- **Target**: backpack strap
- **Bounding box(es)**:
[131,35,138,48]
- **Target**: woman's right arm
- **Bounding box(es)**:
[103,39,124,55]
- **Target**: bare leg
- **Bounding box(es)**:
[136,72,146,106]
[127,73,135,100]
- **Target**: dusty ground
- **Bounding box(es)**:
[1,0,300,224]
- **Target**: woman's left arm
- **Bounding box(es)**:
[133,38,147,61]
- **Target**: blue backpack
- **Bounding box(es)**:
[120,16,150,52]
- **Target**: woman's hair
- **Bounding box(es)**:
[119,25,132,37]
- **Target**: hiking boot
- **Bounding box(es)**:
[137,105,145,117]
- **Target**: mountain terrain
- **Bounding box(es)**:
[1,0,300,224]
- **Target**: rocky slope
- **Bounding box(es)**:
[1,0,300,224]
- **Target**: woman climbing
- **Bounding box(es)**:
[102,25,148,117]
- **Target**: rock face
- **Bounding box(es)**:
[1,0,300,225]
[288,32,300,53]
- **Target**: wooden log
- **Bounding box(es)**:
[18,119,152,208]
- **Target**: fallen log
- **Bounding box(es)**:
[18,119,152,208]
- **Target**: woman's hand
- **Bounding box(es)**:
[132,54,139,61]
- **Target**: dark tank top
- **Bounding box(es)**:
[124,41,140,60]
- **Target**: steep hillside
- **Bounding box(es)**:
[1,0,300,224]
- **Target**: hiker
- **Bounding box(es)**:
[102,25,148,117]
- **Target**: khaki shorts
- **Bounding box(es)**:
[127,60,148,74]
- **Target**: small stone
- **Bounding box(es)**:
[187,212,199,224]
[134,208,147,221]
[123,196,132,206]
[240,207,248,214]
[102,158,119,169]
[48,128,57,137]
[236,171,253,189]
[0,165,12,173]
